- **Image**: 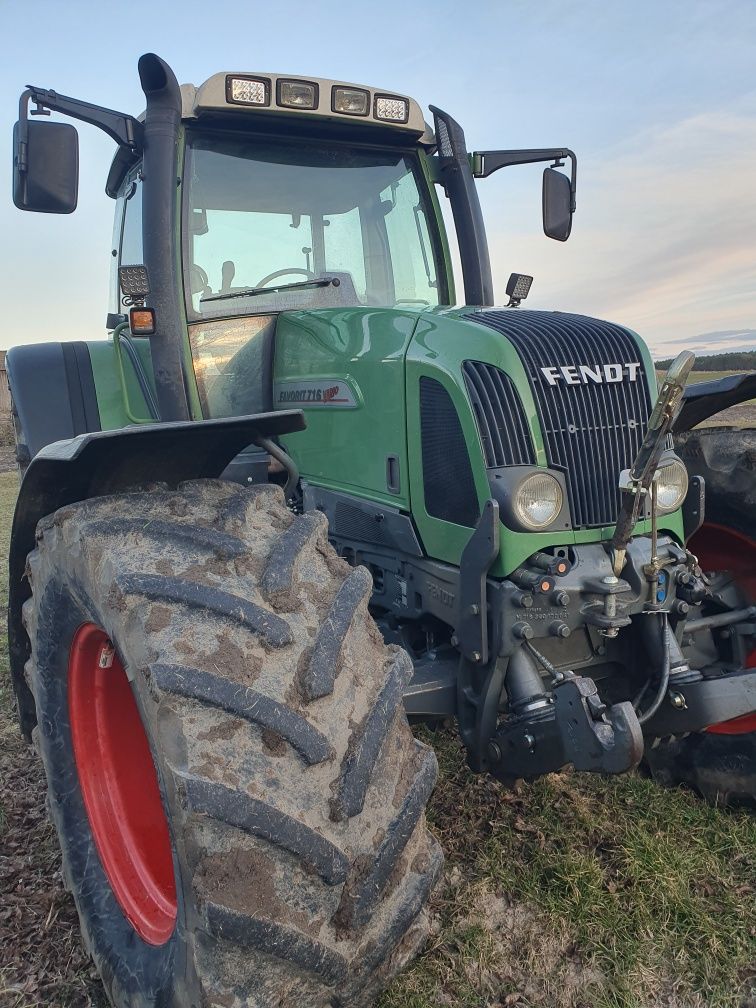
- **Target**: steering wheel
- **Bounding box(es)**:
[255,267,316,288]
[190,264,211,296]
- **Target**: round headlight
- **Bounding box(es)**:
[514,472,564,530]
[656,459,688,513]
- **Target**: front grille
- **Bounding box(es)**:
[420,377,480,528]
[466,310,652,528]
[463,361,535,468]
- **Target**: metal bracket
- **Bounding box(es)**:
[18,86,143,153]
[682,474,705,542]
[552,676,644,774]
[641,666,756,737]
[457,499,500,665]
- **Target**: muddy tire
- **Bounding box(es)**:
[22,479,441,1007]
[644,427,756,806]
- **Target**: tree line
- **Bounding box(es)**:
[655,349,756,371]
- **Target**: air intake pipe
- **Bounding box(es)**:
[138,53,191,422]
[429,106,494,306]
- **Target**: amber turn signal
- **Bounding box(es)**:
[129,307,156,336]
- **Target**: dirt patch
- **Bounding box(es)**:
[700,403,756,427]
[453,880,604,1007]
[195,846,312,935]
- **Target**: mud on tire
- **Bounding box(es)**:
[22,479,442,1007]
[644,427,756,807]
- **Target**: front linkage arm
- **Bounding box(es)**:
[455,502,644,781]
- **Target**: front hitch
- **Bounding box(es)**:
[488,666,644,782]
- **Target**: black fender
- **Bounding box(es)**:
[8,411,305,738]
[6,342,103,467]
[675,371,756,432]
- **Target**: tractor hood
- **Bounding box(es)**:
[270,305,683,573]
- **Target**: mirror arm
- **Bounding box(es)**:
[18,86,143,154]
[473,148,577,211]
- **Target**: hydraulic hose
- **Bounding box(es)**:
[634,610,671,725]
[254,435,299,500]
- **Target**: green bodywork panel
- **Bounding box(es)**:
[88,338,157,429]
[275,305,684,576]
[275,308,420,509]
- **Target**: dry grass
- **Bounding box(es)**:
[0,472,754,1008]
[381,732,756,1008]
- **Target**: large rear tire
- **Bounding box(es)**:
[644,428,756,806]
[22,479,441,1007]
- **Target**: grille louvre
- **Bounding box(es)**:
[463,360,535,468]
[420,377,479,528]
[466,310,652,528]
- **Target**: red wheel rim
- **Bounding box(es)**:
[69,623,177,944]
[689,523,756,735]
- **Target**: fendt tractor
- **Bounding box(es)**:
[8,54,756,1008]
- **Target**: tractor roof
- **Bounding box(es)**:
[178,72,434,143]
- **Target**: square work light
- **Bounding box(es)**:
[226,76,270,106]
[118,264,150,303]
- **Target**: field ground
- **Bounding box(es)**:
[663,370,756,427]
[0,471,755,1008]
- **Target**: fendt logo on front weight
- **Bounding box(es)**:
[540,362,642,386]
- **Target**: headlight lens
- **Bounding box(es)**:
[656,459,688,513]
[514,472,564,530]
[332,86,369,116]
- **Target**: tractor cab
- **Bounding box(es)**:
[12,57,576,433]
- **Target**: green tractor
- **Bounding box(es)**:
[8,54,756,1008]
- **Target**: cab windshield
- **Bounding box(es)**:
[183,134,445,319]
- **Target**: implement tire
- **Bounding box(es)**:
[645,427,756,807]
[22,479,441,1007]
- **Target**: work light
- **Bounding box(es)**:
[118,264,150,303]
[655,459,688,514]
[374,95,409,123]
[332,86,369,116]
[506,272,533,307]
[514,472,564,530]
[226,76,270,106]
[277,79,318,109]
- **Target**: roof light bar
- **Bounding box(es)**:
[226,76,270,106]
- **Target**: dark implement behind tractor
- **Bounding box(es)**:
[8,54,756,1008]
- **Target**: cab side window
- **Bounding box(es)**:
[109,170,144,321]
[120,175,143,267]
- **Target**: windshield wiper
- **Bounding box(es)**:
[200,276,341,304]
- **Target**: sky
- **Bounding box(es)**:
[1,0,754,358]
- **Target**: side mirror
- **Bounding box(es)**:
[542,166,573,241]
[13,119,79,214]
